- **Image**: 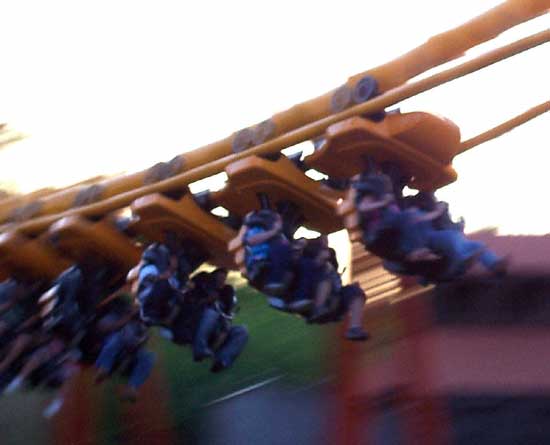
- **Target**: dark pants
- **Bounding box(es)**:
[214,325,249,368]
[137,280,175,325]
[125,350,155,390]
[266,240,294,283]
[95,332,154,390]
[193,307,220,358]
[294,258,324,301]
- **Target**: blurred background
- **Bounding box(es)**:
[0,1,549,444]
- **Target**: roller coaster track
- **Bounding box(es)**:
[0,0,549,282]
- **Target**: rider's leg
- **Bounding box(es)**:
[192,307,220,362]
[211,325,249,373]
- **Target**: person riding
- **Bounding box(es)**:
[353,172,507,282]
[240,210,294,294]
[93,297,154,402]
[134,243,184,326]
[291,236,369,341]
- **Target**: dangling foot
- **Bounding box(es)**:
[288,299,313,314]
[4,376,24,395]
[490,256,509,277]
[193,347,213,362]
[119,386,138,403]
[263,282,287,296]
[210,359,230,374]
[43,396,64,419]
[94,368,109,385]
[307,305,332,323]
[345,327,370,342]
[441,246,484,281]
[267,297,288,311]
[158,327,174,341]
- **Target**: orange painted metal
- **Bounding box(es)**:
[348,0,550,92]
[460,100,550,153]
[216,155,343,234]
[1,4,548,229]
[130,192,237,269]
[308,113,459,190]
[0,231,70,280]
[3,29,548,238]
[48,216,141,272]
[51,371,100,445]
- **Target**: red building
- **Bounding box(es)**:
[337,231,550,444]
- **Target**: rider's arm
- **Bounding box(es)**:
[413,202,447,223]
[357,194,393,213]
[245,219,283,245]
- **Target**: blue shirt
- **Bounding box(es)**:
[244,226,271,260]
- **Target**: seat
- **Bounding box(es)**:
[215,155,344,234]
[48,216,141,273]
[306,112,459,190]
[130,192,237,269]
[0,231,71,280]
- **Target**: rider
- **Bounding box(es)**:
[135,243,183,326]
[293,236,369,341]
[240,210,294,294]
[93,297,154,402]
[353,173,507,282]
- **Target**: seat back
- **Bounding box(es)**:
[216,155,343,234]
[0,232,71,280]
[131,192,237,269]
[306,113,458,190]
[48,216,141,273]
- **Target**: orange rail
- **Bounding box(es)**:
[4,29,548,237]
[1,1,548,227]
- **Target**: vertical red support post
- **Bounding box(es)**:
[51,370,99,445]
[395,292,451,445]
[120,345,178,445]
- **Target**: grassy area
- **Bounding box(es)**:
[94,283,336,443]
[0,282,336,445]
[161,286,331,409]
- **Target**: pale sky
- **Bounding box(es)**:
[0,0,548,234]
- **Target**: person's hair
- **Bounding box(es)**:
[141,243,171,273]
[303,239,324,257]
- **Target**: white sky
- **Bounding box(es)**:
[0,0,548,234]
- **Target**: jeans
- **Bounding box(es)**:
[193,308,220,357]
[95,332,154,389]
[214,325,249,367]
[266,240,293,283]
[126,350,155,390]
[294,258,324,301]
[95,332,125,373]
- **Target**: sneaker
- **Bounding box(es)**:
[307,306,332,323]
[442,246,484,281]
[210,359,230,374]
[267,297,288,311]
[4,376,23,395]
[193,348,213,362]
[263,282,287,296]
[43,397,64,419]
[345,327,370,342]
[159,328,174,341]
[288,299,313,313]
